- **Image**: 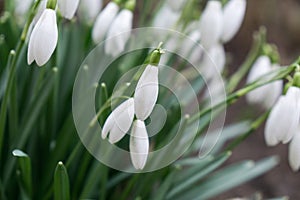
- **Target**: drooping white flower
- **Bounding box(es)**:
[152,4,179,29]
[134,65,159,121]
[199,0,223,49]
[166,0,185,11]
[14,0,33,18]
[130,120,149,170]
[78,0,102,23]
[221,0,247,43]
[264,87,300,146]
[27,8,58,66]
[102,98,134,144]
[105,9,133,57]
[92,2,119,44]
[246,56,283,109]
[289,130,300,171]
[199,43,226,80]
[58,0,80,19]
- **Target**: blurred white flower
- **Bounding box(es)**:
[78,0,102,23]
[264,86,300,146]
[289,130,300,171]
[221,0,247,43]
[14,0,33,17]
[58,0,80,19]
[166,0,185,11]
[134,65,159,121]
[105,9,133,57]
[92,2,119,43]
[130,120,149,170]
[152,4,179,29]
[27,8,58,66]
[199,0,223,49]
[200,43,226,80]
[246,56,283,109]
[102,98,134,144]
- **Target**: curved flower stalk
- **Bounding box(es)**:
[264,86,300,146]
[199,0,223,49]
[105,8,133,57]
[27,8,58,66]
[78,0,102,23]
[134,65,159,121]
[130,120,149,170]
[58,0,80,19]
[92,2,120,44]
[246,56,283,109]
[221,0,247,43]
[102,98,135,144]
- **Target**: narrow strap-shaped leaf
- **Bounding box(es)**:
[12,149,32,199]
[167,152,231,199]
[54,162,70,200]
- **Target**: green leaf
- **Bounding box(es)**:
[12,149,32,199]
[153,171,177,200]
[54,162,70,200]
[167,152,231,199]
[176,156,279,200]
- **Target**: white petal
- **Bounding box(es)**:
[222,0,246,43]
[246,56,275,107]
[14,0,33,16]
[289,131,300,171]
[27,27,36,65]
[200,43,225,80]
[30,9,58,66]
[102,98,134,142]
[78,0,102,22]
[199,1,223,49]
[264,93,300,146]
[166,0,185,11]
[152,4,179,29]
[58,0,80,19]
[105,9,133,57]
[92,2,119,43]
[130,120,149,170]
[134,65,159,120]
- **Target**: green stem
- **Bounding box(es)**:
[190,64,297,123]
[226,27,266,93]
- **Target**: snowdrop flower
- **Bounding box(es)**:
[105,8,133,57]
[27,8,58,66]
[199,43,226,80]
[221,0,247,43]
[289,130,300,171]
[152,4,179,29]
[134,65,159,120]
[78,0,102,23]
[166,0,185,11]
[14,0,33,18]
[92,2,119,44]
[199,1,223,49]
[264,86,300,146]
[102,98,134,144]
[246,56,283,109]
[58,0,80,19]
[130,120,149,170]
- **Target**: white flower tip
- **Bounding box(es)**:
[130,120,149,170]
